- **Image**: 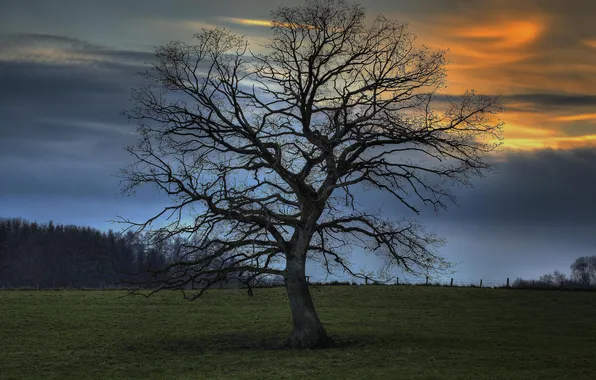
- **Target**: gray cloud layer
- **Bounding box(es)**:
[448,148,596,226]
[0,34,162,206]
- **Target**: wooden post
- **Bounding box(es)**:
[506,278,510,288]
[480,279,483,288]
[37,282,41,291]
[425,276,429,285]
[365,277,369,285]
[450,278,454,287]
[395,277,399,285]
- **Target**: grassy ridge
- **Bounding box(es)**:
[1,286,595,379]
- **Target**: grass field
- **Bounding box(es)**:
[1,286,595,380]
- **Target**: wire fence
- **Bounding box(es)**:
[312,276,596,291]
[309,276,510,288]
[1,277,594,291]
[392,277,509,288]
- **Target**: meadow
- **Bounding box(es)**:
[1,286,595,379]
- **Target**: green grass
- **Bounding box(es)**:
[1,286,595,380]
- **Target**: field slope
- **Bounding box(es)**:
[1,286,595,379]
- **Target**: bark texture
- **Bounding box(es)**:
[285,251,333,348]
[285,277,333,348]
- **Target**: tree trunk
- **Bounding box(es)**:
[284,256,333,349]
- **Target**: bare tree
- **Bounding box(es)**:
[120,0,502,348]
[570,256,596,287]
[552,270,567,287]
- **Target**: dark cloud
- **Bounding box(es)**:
[357,147,596,224]
[348,146,596,280]
[355,147,596,228]
[505,94,596,109]
[0,33,100,49]
[432,93,596,113]
[446,148,596,227]
[381,148,596,281]
[0,34,153,203]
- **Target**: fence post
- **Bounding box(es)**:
[425,276,429,285]
[480,279,483,288]
[395,277,399,285]
[365,277,369,285]
[37,282,41,291]
[450,278,454,287]
[506,278,510,288]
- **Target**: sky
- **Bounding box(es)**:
[1,0,595,283]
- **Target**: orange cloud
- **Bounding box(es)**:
[408,11,596,150]
[504,134,596,151]
[551,135,596,150]
[424,18,545,62]
[220,17,273,27]
[454,20,542,49]
[495,108,596,151]
[413,15,547,96]
[553,113,596,122]
[219,17,315,31]
[500,122,557,150]
[162,11,596,153]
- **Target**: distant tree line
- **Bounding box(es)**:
[0,218,285,290]
[513,256,596,290]
[0,218,148,288]
[3,217,594,291]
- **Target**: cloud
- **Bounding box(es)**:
[445,147,596,226]
[353,145,596,230]
[0,34,151,202]
[431,92,596,150]
[453,20,542,49]
[0,33,154,67]
[553,113,596,123]
[402,0,596,99]
[435,223,595,282]
[220,17,274,27]
[337,145,596,280]
[414,146,596,279]
[380,1,595,151]
[503,94,596,109]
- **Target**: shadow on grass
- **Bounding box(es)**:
[122,332,371,354]
[127,331,484,353]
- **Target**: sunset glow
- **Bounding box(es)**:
[455,20,542,48]
[182,11,596,151]
[221,17,274,27]
[554,113,596,122]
